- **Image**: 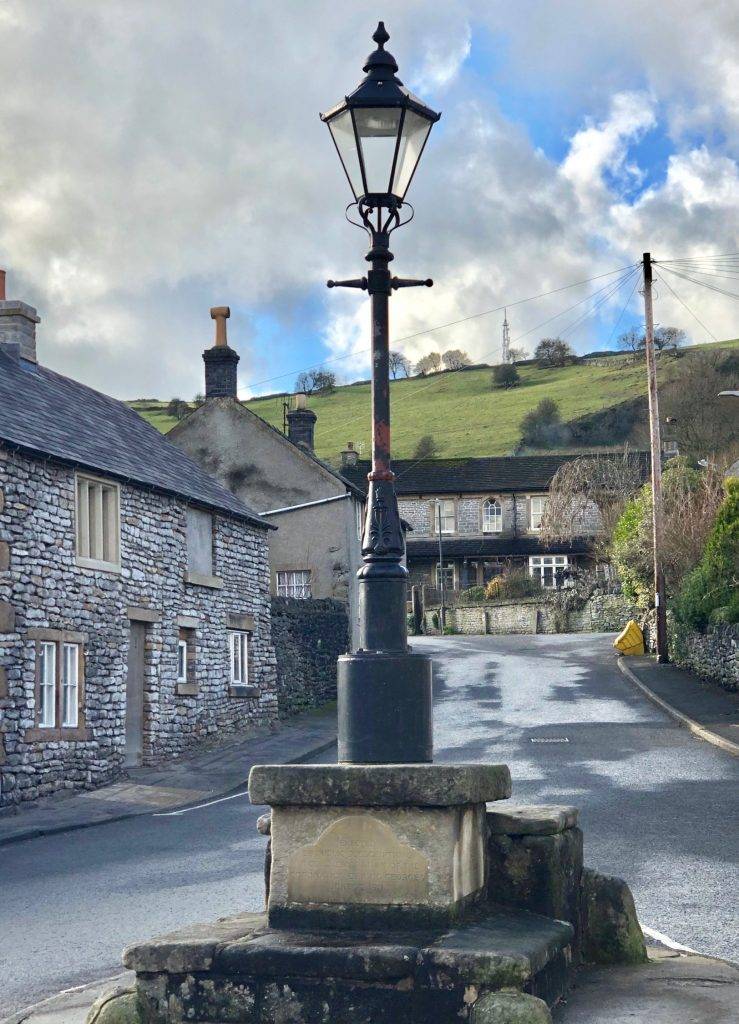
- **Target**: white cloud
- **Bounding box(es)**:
[0,0,736,402]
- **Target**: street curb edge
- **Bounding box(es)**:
[617,658,739,757]
[0,734,338,848]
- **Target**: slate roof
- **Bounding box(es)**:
[405,537,592,559]
[0,351,271,528]
[342,453,649,496]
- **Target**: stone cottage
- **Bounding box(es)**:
[342,454,647,592]
[167,308,365,640]
[0,285,277,808]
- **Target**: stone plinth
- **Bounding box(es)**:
[123,905,573,1024]
[248,763,511,929]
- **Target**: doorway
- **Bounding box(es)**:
[125,621,146,767]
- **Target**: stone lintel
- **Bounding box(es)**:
[126,606,162,623]
[227,611,255,631]
[176,614,199,629]
[487,803,579,836]
[249,763,512,808]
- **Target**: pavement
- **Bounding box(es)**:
[618,655,739,755]
[0,703,337,847]
[6,949,738,1023]
[2,634,737,1018]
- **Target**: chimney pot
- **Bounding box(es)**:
[203,305,239,398]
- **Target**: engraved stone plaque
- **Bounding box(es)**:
[287,814,429,905]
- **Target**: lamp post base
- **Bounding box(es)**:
[337,651,433,763]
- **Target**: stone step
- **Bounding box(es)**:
[126,904,574,1023]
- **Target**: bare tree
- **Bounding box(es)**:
[166,398,191,420]
[617,328,644,355]
[414,352,442,376]
[441,348,471,370]
[508,346,528,363]
[412,434,438,460]
[389,351,411,378]
[295,369,336,394]
[661,349,739,461]
[540,450,646,562]
[654,326,686,353]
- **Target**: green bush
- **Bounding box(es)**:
[611,487,653,608]
[674,479,739,630]
[459,585,487,604]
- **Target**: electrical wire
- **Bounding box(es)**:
[653,271,719,342]
[657,264,739,301]
[242,263,638,394]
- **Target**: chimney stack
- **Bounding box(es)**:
[287,393,317,452]
[0,271,40,364]
[203,305,239,398]
[341,441,359,469]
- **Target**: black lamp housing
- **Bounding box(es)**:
[320,22,441,209]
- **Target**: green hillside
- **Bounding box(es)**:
[130,340,738,464]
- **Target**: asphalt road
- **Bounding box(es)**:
[1,634,737,1016]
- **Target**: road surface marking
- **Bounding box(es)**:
[153,791,248,816]
[641,924,699,954]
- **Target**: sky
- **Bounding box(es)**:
[0,0,737,401]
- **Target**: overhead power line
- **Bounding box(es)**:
[656,264,739,301]
[653,271,719,342]
[243,263,637,393]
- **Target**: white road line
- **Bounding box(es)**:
[641,924,700,954]
[153,791,248,816]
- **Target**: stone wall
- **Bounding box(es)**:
[0,445,277,808]
[670,622,739,692]
[425,593,635,636]
[271,596,348,718]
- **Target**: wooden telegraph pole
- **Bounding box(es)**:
[642,253,668,662]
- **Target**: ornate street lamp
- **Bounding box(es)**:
[322,23,441,764]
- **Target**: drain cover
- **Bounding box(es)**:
[530,737,570,744]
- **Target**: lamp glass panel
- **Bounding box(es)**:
[327,109,364,199]
[391,109,432,199]
[353,107,402,195]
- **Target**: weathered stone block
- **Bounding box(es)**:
[0,601,15,633]
[86,987,141,1024]
[472,990,552,1024]
[269,803,487,929]
[487,825,583,935]
[249,763,511,807]
[487,804,578,836]
[0,540,9,571]
[581,868,647,964]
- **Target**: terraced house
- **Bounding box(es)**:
[342,454,610,592]
[0,285,277,808]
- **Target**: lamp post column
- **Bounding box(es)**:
[336,229,433,765]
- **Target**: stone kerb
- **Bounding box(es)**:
[249,763,511,931]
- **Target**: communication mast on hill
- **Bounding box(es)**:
[501,308,511,363]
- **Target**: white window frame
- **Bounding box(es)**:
[75,474,121,571]
[177,639,188,684]
[529,555,569,589]
[529,495,547,532]
[276,569,312,599]
[39,641,57,728]
[482,498,502,534]
[436,499,455,535]
[436,563,455,590]
[229,630,249,685]
[62,643,80,728]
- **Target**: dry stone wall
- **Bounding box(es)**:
[426,594,636,636]
[0,444,277,808]
[271,596,348,718]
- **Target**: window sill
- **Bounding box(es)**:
[25,726,90,742]
[229,684,260,699]
[76,557,121,575]
[185,571,223,589]
[176,681,199,696]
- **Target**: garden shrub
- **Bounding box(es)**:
[674,478,739,630]
[485,571,542,601]
[459,585,487,604]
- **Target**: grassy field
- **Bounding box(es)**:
[130,340,738,464]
